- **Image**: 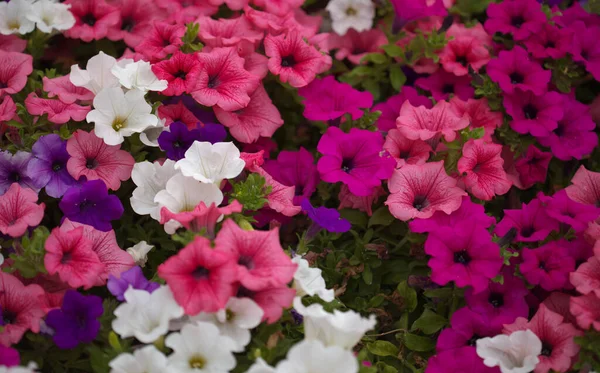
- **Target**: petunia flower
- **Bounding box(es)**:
[109,345,168,373]
[134,21,185,61]
[264,31,331,88]
[107,266,160,302]
[66,130,135,191]
[487,47,551,96]
[524,23,573,60]
[251,0,304,16]
[263,148,319,206]
[26,0,75,33]
[450,98,503,142]
[157,100,201,128]
[571,21,600,81]
[0,35,26,53]
[278,340,359,373]
[555,2,600,27]
[565,166,600,207]
[476,330,542,373]
[42,76,94,105]
[0,0,35,35]
[415,70,474,101]
[520,242,575,291]
[439,36,490,76]
[301,199,351,235]
[437,307,499,351]
[63,0,119,42]
[541,190,600,232]
[298,76,373,122]
[388,0,447,31]
[338,184,385,216]
[504,304,583,373]
[69,51,126,95]
[426,346,498,373]
[570,294,600,331]
[45,290,103,349]
[129,159,178,220]
[110,60,167,93]
[386,161,466,221]
[175,141,245,185]
[157,121,206,161]
[457,139,512,201]
[504,90,564,137]
[317,127,395,197]
[495,198,558,243]
[151,51,202,97]
[160,200,242,238]
[0,345,20,367]
[236,284,296,324]
[570,255,600,298]
[0,51,33,97]
[330,29,387,65]
[197,15,263,49]
[326,0,374,36]
[0,96,17,123]
[508,145,552,190]
[410,196,496,234]
[105,0,162,48]
[24,93,90,125]
[0,183,44,238]
[373,87,432,132]
[0,151,43,195]
[292,256,334,302]
[125,241,154,267]
[484,0,546,41]
[27,134,78,198]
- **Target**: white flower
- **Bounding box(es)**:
[191,297,264,352]
[87,87,159,145]
[111,60,168,93]
[70,52,132,95]
[126,241,154,267]
[154,173,224,234]
[476,330,542,373]
[112,285,184,343]
[175,141,245,185]
[139,119,165,148]
[109,345,168,373]
[0,362,38,373]
[0,0,35,35]
[130,159,179,221]
[326,0,374,36]
[292,256,335,302]
[25,0,75,33]
[275,340,358,373]
[293,298,376,350]
[246,358,275,373]
[165,321,237,373]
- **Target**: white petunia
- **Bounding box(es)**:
[191,297,264,352]
[292,256,335,302]
[112,285,184,343]
[139,119,165,148]
[70,52,132,95]
[125,241,154,267]
[154,173,224,233]
[326,0,374,36]
[0,0,35,35]
[0,362,38,373]
[86,87,158,145]
[111,60,168,93]
[130,159,179,221]
[476,330,542,373]
[246,358,275,373]
[175,141,245,185]
[109,345,168,373]
[26,0,75,33]
[293,298,376,350]
[165,321,237,373]
[275,340,358,373]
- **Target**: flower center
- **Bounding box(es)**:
[541,342,553,357]
[520,225,534,238]
[188,356,206,369]
[81,13,97,26]
[0,80,7,89]
[86,158,98,169]
[112,117,127,131]
[511,16,525,27]
[61,252,72,264]
[442,84,454,94]
[523,104,538,120]
[52,162,63,172]
[488,292,504,308]
[236,286,255,298]
[345,7,357,16]
[121,17,134,31]
[225,309,234,321]
[172,140,182,148]
[545,40,556,49]
[341,158,354,173]
[192,266,209,280]
[399,151,410,159]
[467,334,481,346]
[453,250,471,264]
[509,72,524,84]
[553,122,565,137]
[294,185,304,196]
[238,256,255,270]
[281,55,296,67]
[175,70,187,79]
[2,310,16,325]
[207,75,219,89]
[8,172,20,182]
[581,50,590,60]
[456,55,468,66]
[78,199,96,212]
[412,195,429,211]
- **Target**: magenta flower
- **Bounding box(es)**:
[540,190,600,233]
[330,29,388,65]
[571,21,600,82]
[487,47,551,96]
[520,242,575,291]
[263,147,319,206]
[317,127,395,197]
[485,0,546,40]
[415,70,474,101]
[410,196,496,234]
[555,2,600,28]
[426,346,497,373]
[389,0,447,30]
[524,23,574,59]
[512,145,552,189]
[437,307,500,351]
[504,90,564,137]
[495,198,559,243]
[373,86,432,132]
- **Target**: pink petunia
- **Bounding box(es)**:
[44,227,105,289]
[158,236,238,315]
[214,84,283,143]
[520,242,575,291]
[487,46,550,96]
[571,21,600,82]
[0,51,33,97]
[383,129,432,168]
[0,272,45,347]
[264,31,331,88]
[415,70,474,101]
[236,285,296,324]
[64,0,120,43]
[447,23,492,48]
[524,23,574,60]
[449,98,502,142]
[207,0,248,11]
[157,100,201,129]
[0,183,44,238]
[252,165,302,217]
[570,255,600,298]
[0,95,17,122]
[410,195,496,233]
[373,87,432,132]
[197,15,263,49]
[495,198,559,243]
[152,51,202,97]
[162,0,218,24]
[555,2,600,28]
[135,21,186,61]
[161,201,242,238]
[251,0,304,16]
[510,145,552,189]
[439,36,490,76]
[43,76,94,105]
[242,51,269,80]
[457,139,511,201]
[106,0,162,48]
[570,294,600,331]
[66,130,135,191]
[504,90,565,137]
[190,47,259,111]
[338,184,385,216]
[24,93,90,125]
[386,161,466,221]
[330,29,388,65]
[0,35,26,53]
[566,166,600,207]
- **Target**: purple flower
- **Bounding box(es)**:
[436,307,500,351]
[540,190,600,232]
[409,196,495,234]
[198,122,227,144]
[484,0,546,41]
[298,76,373,122]
[495,198,559,243]
[389,0,447,31]
[107,266,160,301]
[317,127,395,197]
[45,290,103,349]
[504,90,564,137]
[301,198,351,234]
[27,134,78,198]
[524,23,574,60]
[415,70,474,102]
[263,147,319,206]
[487,46,551,96]
[59,180,124,232]
[0,151,42,195]
[373,87,432,132]
[158,121,206,161]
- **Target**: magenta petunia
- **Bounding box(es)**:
[540,190,600,233]
[134,21,186,61]
[484,0,546,41]
[24,93,91,125]
[426,346,497,373]
[571,21,600,82]
[263,147,319,206]
[436,307,500,352]
[383,129,432,168]
[0,51,33,97]
[495,197,559,243]
[487,46,551,96]
[410,195,495,233]
[504,90,564,137]
[389,0,447,30]
[524,23,574,60]
[555,2,600,28]
[151,51,202,97]
[520,242,575,291]
[330,29,388,65]
[565,166,600,207]
[450,97,503,142]
[373,87,432,132]
[415,70,474,101]
[64,0,120,43]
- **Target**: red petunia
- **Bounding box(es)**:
[157,100,201,129]
[135,21,186,61]
[64,0,120,43]
[0,183,45,238]
[0,51,33,97]
[152,51,202,97]
[383,129,432,168]
[24,93,90,125]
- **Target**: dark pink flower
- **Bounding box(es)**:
[236,285,295,324]
[520,242,575,291]
[0,51,33,97]
[151,51,202,97]
[439,36,490,76]
[389,0,447,30]
[447,23,492,48]
[0,95,16,122]
[487,46,551,96]
[263,147,319,206]
[555,2,600,28]
[541,190,600,232]
[135,21,185,61]
[24,93,90,125]
[373,86,432,132]
[504,90,564,137]
[0,35,26,53]
[566,166,600,207]
[484,0,546,41]
[426,346,497,373]
[570,294,600,331]
[197,15,263,49]
[571,255,600,298]
[64,0,120,43]
[251,0,304,16]
[458,139,511,201]
[437,307,500,351]
[157,100,201,129]
[383,129,432,168]
[410,195,496,233]
[510,145,552,189]
[0,183,45,238]
[244,160,302,217]
[330,29,388,65]
[42,76,94,105]
[161,201,242,238]
[542,292,577,327]
[337,184,385,216]
[495,197,559,243]
[524,23,573,59]
[571,21,600,81]
[106,0,162,48]
[415,70,474,101]
[449,98,503,142]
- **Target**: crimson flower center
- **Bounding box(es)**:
[488,292,504,308]
[192,266,209,280]
[81,14,97,26]
[281,55,296,67]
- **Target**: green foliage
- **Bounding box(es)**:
[4,227,49,278]
[473,74,503,110]
[575,331,600,371]
[367,340,399,357]
[451,0,494,16]
[231,174,272,211]
[181,22,204,53]
[588,0,600,14]
[410,309,447,335]
[544,57,587,93]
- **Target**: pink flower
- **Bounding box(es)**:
[243,51,269,79]
[396,101,469,146]
[541,190,600,233]
[152,51,202,97]
[386,161,466,221]
[373,87,432,132]
[251,165,302,217]
[571,21,600,81]
[524,23,573,60]
[161,201,242,238]
[338,184,385,216]
[43,76,94,105]
[570,294,600,331]
[158,236,238,315]
[410,195,496,233]
[162,0,218,23]
[251,0,304,16]
[555,2,600,28]
[426,346,497,373]
[449,98,502,142]
[484,0,546,41]
[190,47,259,111]
[24,93,90,125]
[570,255,600,297]
[383,129,432,168]
[487,46,551,96]
[106,0,162,48]
[457,139,511,201]
[0,183,44,238]
[197,15,263,49]
[566,166,600,207]
[64,0,120,43]
[447,23,492,48]
[0,51,33,97]
[207,0,248,11]
[236,285,295,324]
[542,292,577,327]
[520,242,575,291]
[504,90,564,137]
[264,31,331,88]
[0,35,26,53]
[495,198,559,243]
[135,21,185,61]
[0,272,45,347]
[330,29,387,65]
[157,100,201,129]
[439,36,490,76]
[415,70,474,101]
[66,130,135,191]
[0,95,16,123]
[44,227,105,289]
[437,307,500,351]
[504,304,582,373]
[214,85,283,143]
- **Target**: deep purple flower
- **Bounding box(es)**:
[409,196,495,234]
[0,345,20,367]
[436,307,500,351]
[415,70,474,102]
[317,127,395,196]
[485,0,546,41]
[520,241,575,291]
[158,121,205,161]
[0,151,43,195]
[107,266,160,301]
[59,180,124,232]
[495,198,559,243]
[571,21,600,82]
[298,76,373,122]
[540,190,600,232]
[537,0,562,5]
[45,290,103,349]
[373,87,432,132]
[426,346,497,373]
[390,0,447,31]
[198,122,227,144]
[263,147,319,206]
[487,46,551,96]
[504,90,564,137]
[27,134,78,198]
[301,198,351,234]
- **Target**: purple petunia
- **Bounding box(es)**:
[107,266,160,302]
[45,290,104,349]
[27,134,78,198]
[59,180,124,232]
[301,198,351,235]
[158,121,227,161]
[0,150,43,195]
[487,46,551,96]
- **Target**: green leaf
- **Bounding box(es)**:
[389,65,407,91]
[396,281,417,312]
[402,333,436,352]
[423,288,453,299]
[382,44,404,58]
[339,209,368,229]
[362,265,373,285]
[368,206,395,227]
[230,173,271,211]
[410,309,447,335]
[452,0,493,16]
[367,340,399,357]
[362,53,388,64]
